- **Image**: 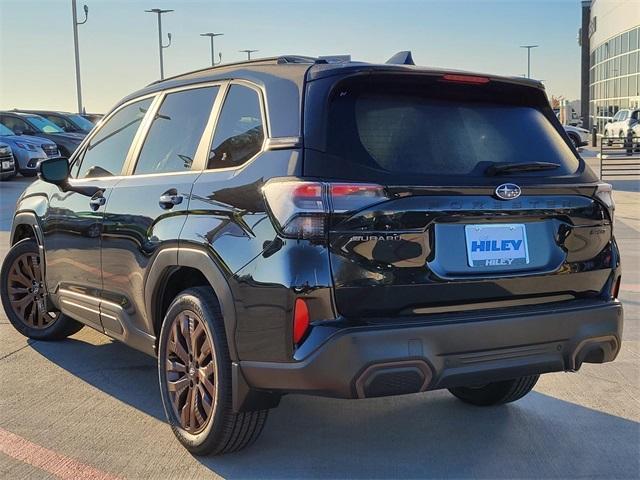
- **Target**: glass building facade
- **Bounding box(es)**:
[589,26,640,132]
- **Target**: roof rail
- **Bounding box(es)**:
[150,55,318,85]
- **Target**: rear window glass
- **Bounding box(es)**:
[321,85,580,182]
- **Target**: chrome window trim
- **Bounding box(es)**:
[199,79,271,173]
[125,81,227,176]
[69,92,160,182]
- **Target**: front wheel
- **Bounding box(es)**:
[158,286,268,456]
[448,375,539,406]
[0,239,83,340]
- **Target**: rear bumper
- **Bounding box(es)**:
[239,300,623,400]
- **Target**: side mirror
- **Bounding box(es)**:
[38,157,101,196]
[38,157,70,188]
[608,119,613,123]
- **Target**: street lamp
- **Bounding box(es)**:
[520,45,539,79]
[145,8,173,79]
[200,32,223,66]
[71,0,89,114]
[239,49,259,60]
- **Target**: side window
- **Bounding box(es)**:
[75,97,152,179]
[46,115,73,132]
[612,111,621,122]
[0,116,30,134]
[133,86,219,175]
[207,85,265,169]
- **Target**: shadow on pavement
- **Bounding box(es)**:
[30,336,165,420]
[29,335,640,479]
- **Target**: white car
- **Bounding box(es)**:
[604,109,639,140]
[563,125,589,148]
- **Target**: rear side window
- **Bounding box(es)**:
[75,97,152,178]
[134,86,219,175]
[317,82,580,183]
[207,85,264,169]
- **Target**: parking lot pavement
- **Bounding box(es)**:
[0,174,639,479]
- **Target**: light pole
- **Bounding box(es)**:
[200,32,223,66]
[520,45,539,79]
[239,49,258,60]
[71,0,89,114]
[145,8,173,79]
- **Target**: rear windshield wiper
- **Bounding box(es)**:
[485,161,561,176]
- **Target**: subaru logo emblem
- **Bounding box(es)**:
[495,183,521,200]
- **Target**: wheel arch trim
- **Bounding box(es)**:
[10,211,44,247]
[144,246,238,360]
[10,211,48,294]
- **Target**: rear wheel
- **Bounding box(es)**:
[0,239,83,340]
[158,286,268,455]
[448,375,539,406]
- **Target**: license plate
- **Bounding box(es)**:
[2,161,11,171]
[465,224,529,267]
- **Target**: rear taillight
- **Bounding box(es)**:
[262,180,389,239]
[595,183,615,220]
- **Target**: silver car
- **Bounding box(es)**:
[0,122,59,176]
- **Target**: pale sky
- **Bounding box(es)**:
[0,0,583,114]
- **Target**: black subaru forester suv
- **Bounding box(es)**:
[1,54,623,455]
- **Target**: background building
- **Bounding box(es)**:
[581,0,640,132]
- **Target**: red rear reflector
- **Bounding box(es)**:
[441,74,490,85]
[612,276,621,299]
[293,298,310,344]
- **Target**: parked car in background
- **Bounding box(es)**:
[0,123,59,176]
[0,142,16,180]
[604,109,639,139]
[0,112,84,157]
[14,110,95,134]
[81,113,104,124]
[563,124,589,148]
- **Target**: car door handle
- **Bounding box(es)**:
[159,192,183,209]
[89,193,106,211]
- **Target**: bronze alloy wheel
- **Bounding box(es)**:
[165,310,217,434]
[7,252,58,329]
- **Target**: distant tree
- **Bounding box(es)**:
[550,95,563,110]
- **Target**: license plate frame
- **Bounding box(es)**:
[2,161,12,171]
[465,223,529,268]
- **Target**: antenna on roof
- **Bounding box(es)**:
[386,51,415,66]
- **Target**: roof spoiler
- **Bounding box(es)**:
[386,51,415,66]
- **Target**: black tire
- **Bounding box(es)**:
[0,238,83,340]
[19,169,37,177]
[448,375,539,406]
[158,286,269,456]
